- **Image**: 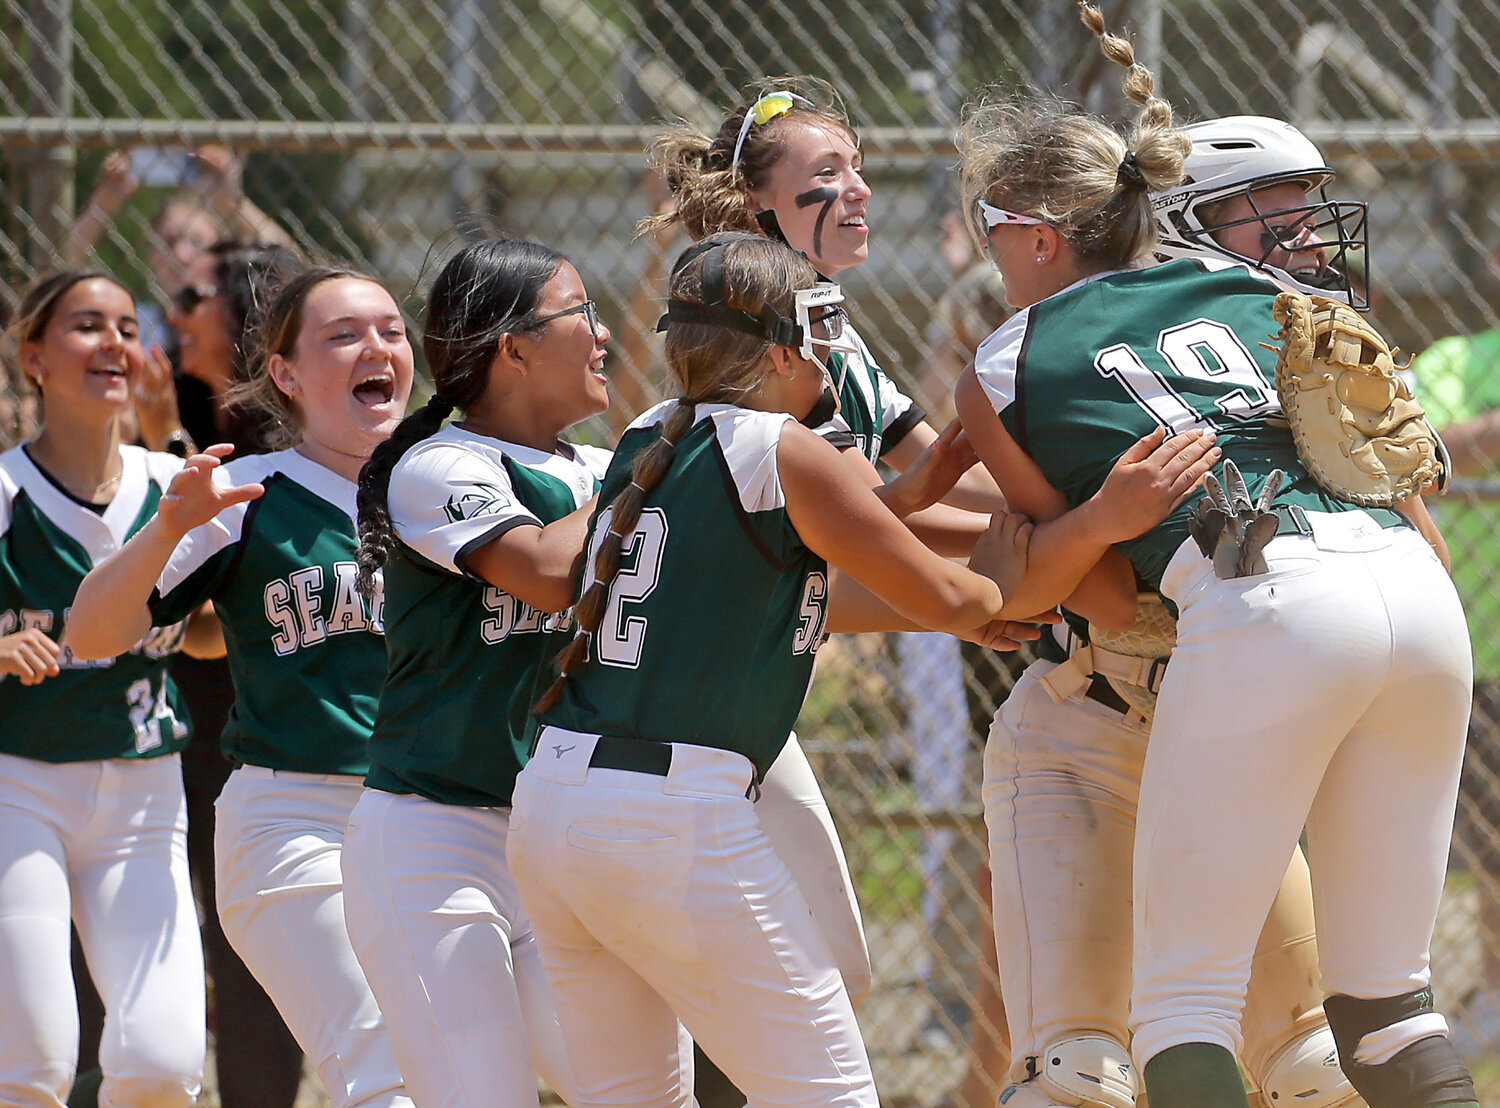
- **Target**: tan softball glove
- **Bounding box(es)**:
[1269,291,1447,507]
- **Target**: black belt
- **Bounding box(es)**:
[1083,674,1132,715]
[587,734,672,776]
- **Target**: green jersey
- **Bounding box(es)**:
[0,444,189,762]
[365,425,608,807]
[973,259,1400,589]
[149,449,384,775]
[543,402,829,777]
[819,323,925,463]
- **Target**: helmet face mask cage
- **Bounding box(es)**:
[1165,180,1369,309]
[793,283,859,405]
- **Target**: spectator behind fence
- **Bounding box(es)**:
[67,145,295,356]
[1408,238,1500,1062]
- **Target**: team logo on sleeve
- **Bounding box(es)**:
[443,482,514,523]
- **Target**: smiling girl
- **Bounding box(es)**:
[68,267,418,1108]
[0,270,207,1108]
[342,238,610,1108]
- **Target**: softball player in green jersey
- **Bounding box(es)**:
[954,12,1477,1107]
[507,232,1208,1108]
[341,238,612,1108]
[969,112,1383,1108]
[69,268,417,1108]
[643,83,1007,1020]
[0,271,206,1108]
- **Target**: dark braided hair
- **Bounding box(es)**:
[354,238,566,598]
[533,232,819,713]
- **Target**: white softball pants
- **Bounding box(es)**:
[1132,520,1472,1069]
[214,766,411,1108]
[0,753,204,1108]
[508,728,878,1108]
[756,734,872,1007]
[341,788,575,1108]
[982,663,1333,1090]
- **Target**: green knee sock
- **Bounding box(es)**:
[1142,1043,1249,1108]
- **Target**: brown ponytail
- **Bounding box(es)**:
[532,399,698,713]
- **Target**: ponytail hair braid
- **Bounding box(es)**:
[533,398,698,714]
[355,393,455,598]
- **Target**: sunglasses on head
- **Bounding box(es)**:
[731,91,816,179]
[532,299,601,336]
[172,285,220,314]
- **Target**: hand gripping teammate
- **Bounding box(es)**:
[341,238,613,1108]
[69,268,417,1108]
[954,7,1478,1107]
[0,270,207,1108]
[963,115,1387,1108]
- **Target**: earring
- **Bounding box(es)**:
[1035,255,1046,263]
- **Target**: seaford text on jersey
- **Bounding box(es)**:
[263,560,384,657]
[0,606,186,672]
[480,586,574,644]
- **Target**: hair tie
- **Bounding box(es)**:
[427,394,457,419]
[1117,151,1148,193]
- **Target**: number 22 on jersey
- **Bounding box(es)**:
[580,504,828,669]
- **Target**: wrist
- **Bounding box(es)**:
[1073,496,1124,548]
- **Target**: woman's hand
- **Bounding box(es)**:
[969,510,1034,602]
[878,419,982,518]
[1086,427,1220,544]
[157,444,264,539]
[958,610,1059,651]
[0,628,62,685]
[134,345,187,452]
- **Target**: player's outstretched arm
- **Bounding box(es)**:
[463,497,598,613]
[779,422,1022,634]
[883,415,1007,513]
[825,566,1057,649]
[833,444,991,558]
[67,445,262,660]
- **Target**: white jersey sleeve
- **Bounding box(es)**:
[971,307,1033,417]
[388,435,541,578]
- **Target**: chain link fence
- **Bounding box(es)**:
[3,0,1499,1102]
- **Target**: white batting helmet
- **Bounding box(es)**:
[1152,116,1369,309]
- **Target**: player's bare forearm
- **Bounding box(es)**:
[882,419,1007,514]
[66,516,182,659]
[782,424,1011,633]
[464,498,596,613]
[990,502,1135,624]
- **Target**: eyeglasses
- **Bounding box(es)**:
[977,200,1047,233]
[731,91,815,178]
[807,305,848,343]
[172,285,219,314]
[532,300,601,336]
